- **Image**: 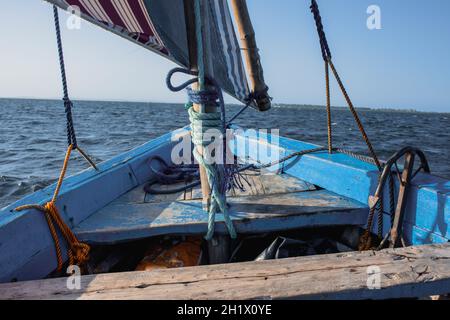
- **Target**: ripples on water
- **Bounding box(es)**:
[0,98,449,208]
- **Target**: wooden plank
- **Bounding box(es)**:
[74,190,368,244]
[1,244,449,300]
[183,173,315,201]
[260,173,316,195]
[144,182,187,203]
[111,183,147,204]
[250,174,265,196]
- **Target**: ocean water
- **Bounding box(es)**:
[0,98,449,209]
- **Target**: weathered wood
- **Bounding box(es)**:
[1,244,449,300]
[111,172,316,205]
[230,0,271,111]
[74,189,367,244]
[192,81,214,211]
[259,173,316,195]
[112,183,148,204]
[390,153,415,248]
[149,172,315,202]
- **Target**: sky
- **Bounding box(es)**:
[0,0,449,112]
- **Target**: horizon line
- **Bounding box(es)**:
[0,96,448,114]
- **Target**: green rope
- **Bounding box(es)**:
[188,106,237,240]
[191,0,236,240]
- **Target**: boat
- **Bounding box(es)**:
[0,0,449,300]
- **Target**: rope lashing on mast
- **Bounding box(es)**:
[15,5,97,272]
[166,68,240,240]
[187,87,237,240]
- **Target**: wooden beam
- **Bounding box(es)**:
[74,190,367,244]
[192,82,214,211]
[192,0,214,211]
[1,244,449,300]
[230,0,271,111]
[390,153,415,248]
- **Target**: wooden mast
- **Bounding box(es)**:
[230,0,271,111]
[185,0,215,211]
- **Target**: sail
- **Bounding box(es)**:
[46,0,250,103]
[201,0,250,102]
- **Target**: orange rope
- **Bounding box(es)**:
[15,145,90,272]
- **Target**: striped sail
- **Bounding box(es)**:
[46,0,250,103]
[205,0,250,101]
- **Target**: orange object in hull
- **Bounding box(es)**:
[136,237,203,271]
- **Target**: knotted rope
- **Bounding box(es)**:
[187,90,236,240]
[13,6,98,272]
[15,145,90,272]
[167,68,248,240]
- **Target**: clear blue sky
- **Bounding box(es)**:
[0,0,449,112]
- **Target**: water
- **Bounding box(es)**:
[0,98,449,209]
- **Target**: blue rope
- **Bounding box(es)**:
[53,5,77,149]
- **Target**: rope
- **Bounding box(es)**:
[227,104,250,126]
[187,98,237,240]
[166,66,242,240]
[258,147,328,169]
[144,156,201,194]
[310,0,332,62]
[15,145,90,272]
[310,0,381,170]
[327,60,382,170]
[12,6,100,273]
[325,61,332,154]
[310,0,391,249]
[162,0,258,241]
[53,5,97,171]
[53,5,77,149]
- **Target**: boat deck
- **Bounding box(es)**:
[75,172,369,244]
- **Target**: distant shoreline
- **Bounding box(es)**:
[271,104,449,115]
[0,97,448,115]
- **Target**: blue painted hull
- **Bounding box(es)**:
[0,127,448,283]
